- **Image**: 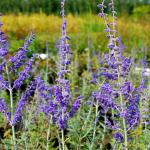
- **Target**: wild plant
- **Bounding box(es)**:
[0,14,36,149]
[90,0,149,149]
[35,1,82,150]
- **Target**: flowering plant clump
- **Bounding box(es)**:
[36,0,82,128]
[0,14,36,149]
[0,0,149,150]
[35,1,82,149]
[90,0,149,149]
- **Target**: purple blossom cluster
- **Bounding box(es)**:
[0,18,8,57]
[0,15,36,127]
[13,58,34,89]
[9,33,35,71]
[36,0,82,130]
[12,79,37,126]
[0,75,8,90]
[37,77,82,130]
[91,0,149,146]
[92,82,115,111]
[54,12,82,129]
[37,17,82,129]
[0,98,11,122]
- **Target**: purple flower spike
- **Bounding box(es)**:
[36,76,53,100]
[0,75,8,90]
[69,96,83,117]
[91,72,98,84]
[0,98,11,123]
[36,0,82,130]
[98,13,104,18]
[58,117,67,130]
[0,25,8,57]
[12,79,37,126]
[13,58,34,89]
[114,132,123,143]
[0,62,5,73]
[9,33,35,71]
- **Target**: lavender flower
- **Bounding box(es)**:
[13,58,34,89]
[12,79,37,125]
[121,82,134,100]
[57,20,72,70]
[0,62,5,73]
[37,0,82,131]
[126,94,140,129]
[57,114,69,130]
[95,1,147,146]
[0,98,11,122]
[0,75,8,89]
[69,96,82,117]
[36,76,53,100]
[98,13,104,18]
[53,5,81,129]
[114,132,123,143]
[40,100,57,117]
[36,76,57,121]
[0,17,8,57]
[9,48,28,70]
[91,71,98,84]
[0,14,36,150]
[9,33,35,71]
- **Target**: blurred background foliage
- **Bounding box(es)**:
[0,0,150,60]
[0,0,149,15]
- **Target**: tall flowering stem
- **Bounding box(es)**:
[36,1,82,149]
[5,63,17,149]
[58,1,71,149]
[97,0,128,148]
[0,12,17,148]
[94,0,147,149]
[0,14,35,150]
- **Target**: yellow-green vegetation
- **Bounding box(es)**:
[1,13,150,56]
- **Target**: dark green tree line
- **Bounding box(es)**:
[0,0,149,15]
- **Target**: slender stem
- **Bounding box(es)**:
[115,57,128,149]
[10,89,17,150]
[46,116,52,150]
[57,130,62,150]
[46,124,50,150]
[102,110,107,148]
[61,129,65,150]
[110,10,128,147]
[104,110,107,133]
[5,64,17,150]
[24,118,28,150]
[116,70,128,149]
[90,99,99,150]
[119,93,128,150]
